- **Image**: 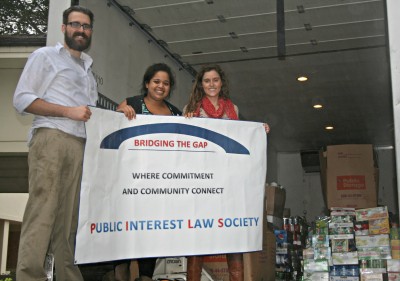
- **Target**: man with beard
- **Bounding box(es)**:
[13,6,97,281]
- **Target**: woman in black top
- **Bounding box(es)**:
[115,63,181,281]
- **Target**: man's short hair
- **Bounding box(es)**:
[63,6,94,25]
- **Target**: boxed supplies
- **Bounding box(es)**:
[360,259,387,274]
[331,239,350,252]
[204,222,276,281]
[355,207,389,221]
[203,255,229,281]
[319,144,378,209]
[356,234,390,248]
[330,277,359,281]
[388,273,400,281]
[355,221,370,236]
[265,184,286,218]
[303,272,329,281]
[303,248,315,259]
[358,247,392,260]
[391,240,400,259]
[360,273,385,281]
[355,206,390,235]
[244,224,276,281]
[356,233,392,259]
[332,252,359,265]
[312,235,330,248]
[314,247,332,260]
[266,215,283,229]
[303,259,330,272]
[330,207,356,217]
[390,225,400,240]
[329,221,355,239]
[387,259,400,272]
[368,218,390,235]
[330,265,360,277]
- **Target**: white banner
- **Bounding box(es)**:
[75,107,267,264]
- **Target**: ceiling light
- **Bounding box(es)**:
[240,47,248,53]
[310,39,318,46]
[325,126,334,130]
[205,0,214,4]
[297,76,308,82]
[312,97,324,109]
[304,24,312,31]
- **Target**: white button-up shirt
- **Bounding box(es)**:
[13,42,98,143]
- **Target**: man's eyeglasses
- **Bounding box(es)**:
[67,22,93,31]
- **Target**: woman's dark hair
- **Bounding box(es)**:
[141,63,176,96]
[63,6,94,25]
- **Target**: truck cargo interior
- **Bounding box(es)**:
[1,0,400,280]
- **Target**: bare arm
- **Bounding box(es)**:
[116,99,136,120]
[263,123,270,134]
[25,99,92,122]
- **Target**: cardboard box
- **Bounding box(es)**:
[203,224,276,281]
[303,272,329,281]
[387,259,400,273]
[332,251,359,265]
[320,144,378,209]
[369,218,390,235]
[330,277,359,281]
[243,226,276,281]
[303,259,330,272]
[356,207,389,221]
[391,240,400,259]
[360,273,385,281]
[203,255,229,281]
[265,185,286,218]
[388,273,400,281]
[356,234,390,248]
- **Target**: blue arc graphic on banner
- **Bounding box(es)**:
[100,123,250,155]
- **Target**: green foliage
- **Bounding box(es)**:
[0,0,49,35]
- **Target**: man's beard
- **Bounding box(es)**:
[65,31,91,52]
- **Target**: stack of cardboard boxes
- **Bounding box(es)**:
[329,208,359,281]
[301,206,400,281]
[355,206,392,281]
[311,144,400,281]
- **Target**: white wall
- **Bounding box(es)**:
[80,0,194,109]
[387,0,400,214]
[0,55,36,153]
[277,149,398,222]
[277,152,326,222]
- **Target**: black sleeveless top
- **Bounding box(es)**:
[126,95,182,116]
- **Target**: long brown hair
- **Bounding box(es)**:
[184,64,230,114]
